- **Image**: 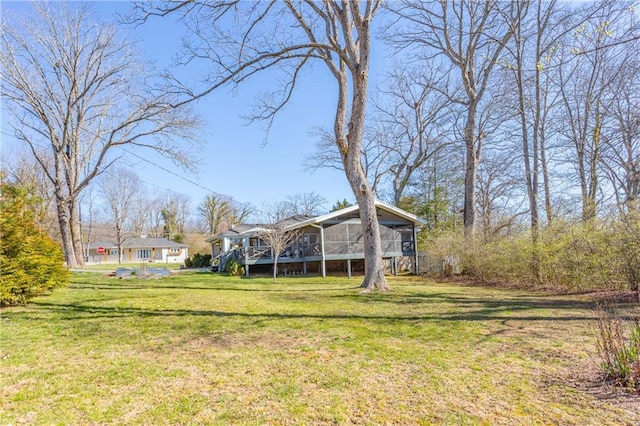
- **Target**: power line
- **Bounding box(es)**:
[120,147,256,211]
[2,124,258,213]
[121,148,212,193]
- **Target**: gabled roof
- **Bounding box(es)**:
[286,199,427,231]
[206,200,427,242]
[88,240,118,249]
[87,238,188,249]
[273,215,315,228]
[124,238,188,248]
[206,224,266,243]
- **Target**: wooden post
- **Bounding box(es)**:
[244,236,249,278]
[347,259,352,279]
[413,224,419,275]
[312,224,326,278]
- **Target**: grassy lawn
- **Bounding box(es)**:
[1,272,638,425]
[80,262,186,271]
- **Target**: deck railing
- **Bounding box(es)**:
[241,240,415,262]
[401,241,415,252]
[311,239,416,256]
[246,243,322,260]
[247,246,272,260]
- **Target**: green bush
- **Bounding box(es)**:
[187,253,212,268]
[224,258,245,277]
[422,220,624,293]
[0,182,70,306]
[538,221,618,292]
[612,210,640,296]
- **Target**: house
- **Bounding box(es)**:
[206,200,427,277]
[86,237,189,264]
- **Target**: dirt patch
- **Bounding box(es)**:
[565,358,640,421]
[435,277,640,419]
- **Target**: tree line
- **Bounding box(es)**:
[307,0,639,235]
[2,1,639,291]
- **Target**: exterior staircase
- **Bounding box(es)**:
[217,248,244,272]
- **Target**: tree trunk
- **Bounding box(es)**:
[463,105,478,236]
[273,254,279,283]
[516,25,541,284]
[69,199,85,267]
[333,5,388,292]
[354,183,389,292]
[584,99,601,222]
[116,224,124,264]
[342,135,389,291]
[55,196,77,268]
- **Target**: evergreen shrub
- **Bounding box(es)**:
[224,258,245,277]
[188,253,212,268]
[0,183,70,306]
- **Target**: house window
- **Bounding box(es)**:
[250,238,266,247]
[169,248,181,255]
[137,249,151,259]
[109,249,119,256]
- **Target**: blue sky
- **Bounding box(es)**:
[2,1,400,209]
[3,1,391,211]
[115,1,355,209]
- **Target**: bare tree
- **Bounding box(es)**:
[386,0,519,236]
[370,66,452,205]
[127,188,165,238]
[501,0,542,232]
[403,147,464,234]
[282,192,328,216]
[79,183,100,262]
[197,194,251,234]
[0,3,197,267]
[228,202,253,228]
[476,146,526,239]
[145,196,167,238]
[259,202,305,283]
[555,1,636,222]
[3,149,57,236]
[601,56,640,213]
[99,167,141,263]
[133,0,390,290]
[492,0,575,282]
[160,192,191,243]
[199,194,231,235]
[304,127,387,195]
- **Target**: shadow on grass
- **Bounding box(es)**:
[69,280,360,293]
[332,291,597,311]
[26,297,598,323]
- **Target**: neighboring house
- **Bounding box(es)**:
[206,200,427,277]
[86,237,189,264]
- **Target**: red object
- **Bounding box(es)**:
[96,246,105,255]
